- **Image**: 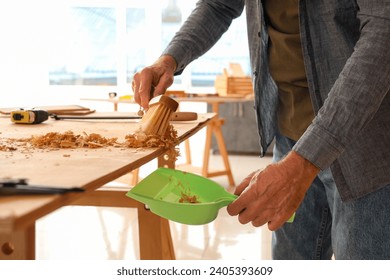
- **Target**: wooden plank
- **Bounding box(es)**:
[0,105,93,115]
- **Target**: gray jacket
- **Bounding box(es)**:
[163,0,390,201]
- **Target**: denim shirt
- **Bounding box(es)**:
[163,0,390,201]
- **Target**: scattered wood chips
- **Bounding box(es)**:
[29,131,119,149]
[0,145,17,152]
[0,125,180,160]
[168,176,200,204]
[179,192,200,204]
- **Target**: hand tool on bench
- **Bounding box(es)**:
[51,111,197,121]
[0,178,84,195]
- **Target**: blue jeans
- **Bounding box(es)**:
[272,132,390,260]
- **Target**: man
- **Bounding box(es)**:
[132,0,390,259]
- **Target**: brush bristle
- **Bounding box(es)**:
[139,95,179,136]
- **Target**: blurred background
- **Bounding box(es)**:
[1,0,249,108]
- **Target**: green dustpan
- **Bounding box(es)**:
[126,167,237,225]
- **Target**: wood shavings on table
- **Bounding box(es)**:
[124,125,179,160]
[0,145,17,152]
[29,131,119,149]
[0,125,180,160]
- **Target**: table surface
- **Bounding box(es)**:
[0,112,214,232]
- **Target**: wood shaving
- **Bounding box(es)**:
[124,124,179,160]
[179,192,199,204]
[124,125,178,149]
[168,176,200,204]
[29,131,119,149]
[0,125,180,161]
[0,145,17,152]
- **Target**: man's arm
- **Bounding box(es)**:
[162,0,245,75]
[133,0,245,107]
[294,1,390,170]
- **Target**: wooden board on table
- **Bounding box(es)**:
[0,105,94,115]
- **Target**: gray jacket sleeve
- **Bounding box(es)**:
[294,1,390,170]
[162,0,245,75]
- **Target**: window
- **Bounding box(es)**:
[126,8,147,84]
[49,7,117,86]
[47,0,249,90]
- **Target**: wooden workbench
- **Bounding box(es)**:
[0,112,215,260]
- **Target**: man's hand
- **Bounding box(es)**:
[227,151,320,231]
[132,55,177,109]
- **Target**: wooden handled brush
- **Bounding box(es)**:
[139,95,179,136]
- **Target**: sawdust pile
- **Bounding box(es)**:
[30,131,119,149]
[124,125,178,149]
[0,125,179,159]
[0,145,17,152]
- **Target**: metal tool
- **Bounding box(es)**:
[51,114,142,120]
[10,109,49,124]
[51,112,197,121]
[0,178,84,195]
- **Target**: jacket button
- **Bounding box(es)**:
[258,31,261,37]
[253,71,258,76]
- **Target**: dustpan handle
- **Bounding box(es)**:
[215,196,237,207]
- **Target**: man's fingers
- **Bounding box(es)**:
[153,73,173,96]
[137,68,154,108]
[226,197,245,217]
[267,217,287,231]
[226,186,253,216]
[233,170,258,195]
[227,171,260,216]
[251,214,270,228]
[134,70,174,108]
[132,55,177,108]
[138,84,152,109]
[233,178,250,196]
[132,79,140,105]
[267,208,297,231]
[251,208,275,227]
[238,199,274,225]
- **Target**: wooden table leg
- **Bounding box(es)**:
[137,204,175,260]
[202,104,235,186]
[202,123,213,177]
[0,225,35,260]
[131,168,140,186]
[135,150,176,260]
[210,119,235,186]
[184,139,192,165]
